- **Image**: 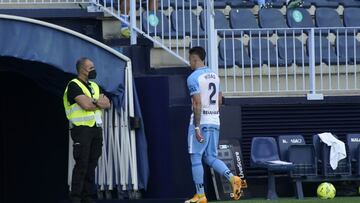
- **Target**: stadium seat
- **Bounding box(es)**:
[251,137,294,200]
[229,9,272,36]
[346,134,360,175]
[259,8,300,36]
[218,39,260,68]
[307,36,345,65]
[343,7,360,30]
[229,0,255,8]
[249,38,287,66]
[313,134,352,177]
[278,37,310,66]
[171,10,205,37]
[170,0,198,9]
[288,145,317,199]
[142,11,173,37]
[201,10,233,36]
[336,36,360,63]
[200,0,228,8]
[272,0,287,8]
[328,0,360,7]
[312,0,339,8]
[286,8,314,29]
[315,8,344,34]
[277,135,305,161]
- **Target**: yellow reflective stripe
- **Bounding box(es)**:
[65,105,82,116]
[70,115,95,123]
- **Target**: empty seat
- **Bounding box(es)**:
[218,39,259,68]
[171,10,205,37]
[142,11,173,37]
[251,137,294,200]
[328,0,360,7]
[315,8,344,34]
[170,0,198,9]
[336,36,360,63]
[229,9,271,36]
[346,134,360,175]
[199,0,228,8]
[277,135,306,161]
[288,145,317,199]
[287,8,314,29]
[229,0,255,8]
[344,7,360,30]
[272,0,287,8]
[312,0,339,8]
[249,38,287,66]
[201,10,232,36]
[278,37,310,66]
[259,8,300,36]
[307,36,345,65]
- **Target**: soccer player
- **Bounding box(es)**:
[185,47,242,203]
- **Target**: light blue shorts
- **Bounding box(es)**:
[188,124,220,157]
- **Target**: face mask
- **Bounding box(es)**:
[88,70,97,79]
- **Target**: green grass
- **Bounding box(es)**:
[209,197,360,203]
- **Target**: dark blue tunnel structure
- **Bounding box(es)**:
[0,14,149,201]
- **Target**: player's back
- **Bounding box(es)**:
[187,67,220,126]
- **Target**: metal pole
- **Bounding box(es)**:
[206,0,218,74]
[307,28,323,100]
[130,0,137,45]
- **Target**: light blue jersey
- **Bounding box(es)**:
[187,66,220,126]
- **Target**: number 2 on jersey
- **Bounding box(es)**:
[208,82,216,104]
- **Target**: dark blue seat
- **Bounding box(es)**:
[307,36,345,65]
[287,8,314,30]
[346,134,360,175]
[277,135,305,161]
[336,36,360,63]
[313,134,352,177]
[328,0,360,7]
[201,10,233,37]
[199,0,228,8]
[249,38,287,66]
[315,8,345,34]
[278,37,310,66]
[288,145,317,199]
[312,0,339,8]
[218,39,260,68]
[272,0,286,8]
[229,0,255,8]
[259,8,301,36]
[343,7,360,32]
[229,9,272,36]
[170,0,198,9]
[251,137,294,200]
[171,9,205,37]
[142,11,173,37]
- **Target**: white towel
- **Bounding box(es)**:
[318,132,346,170]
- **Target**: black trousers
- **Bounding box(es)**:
[70,126,103,200]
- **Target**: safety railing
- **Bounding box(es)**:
[93,0,215,66]
[216,27,360,98]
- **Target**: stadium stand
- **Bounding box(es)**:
[142,11,173,37]
[315,7,344,34]
[229,9,271,36]
[336,36,360,63]
[343,7,360,28]
[286,8,314,29]
[307,36,344,65]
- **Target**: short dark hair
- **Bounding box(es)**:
[189,46,206,61]
[76,57,90,73]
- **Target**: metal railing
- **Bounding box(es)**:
[217,27,360,98]
[93,0,215,66]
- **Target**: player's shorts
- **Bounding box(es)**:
[188,124,220,156]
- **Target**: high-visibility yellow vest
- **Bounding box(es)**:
[63,78,102,127]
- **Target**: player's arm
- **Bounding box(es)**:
[192,93,202,128]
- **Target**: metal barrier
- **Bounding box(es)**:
[217,27,360,97]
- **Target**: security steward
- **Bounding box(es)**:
[63,58,110,203]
